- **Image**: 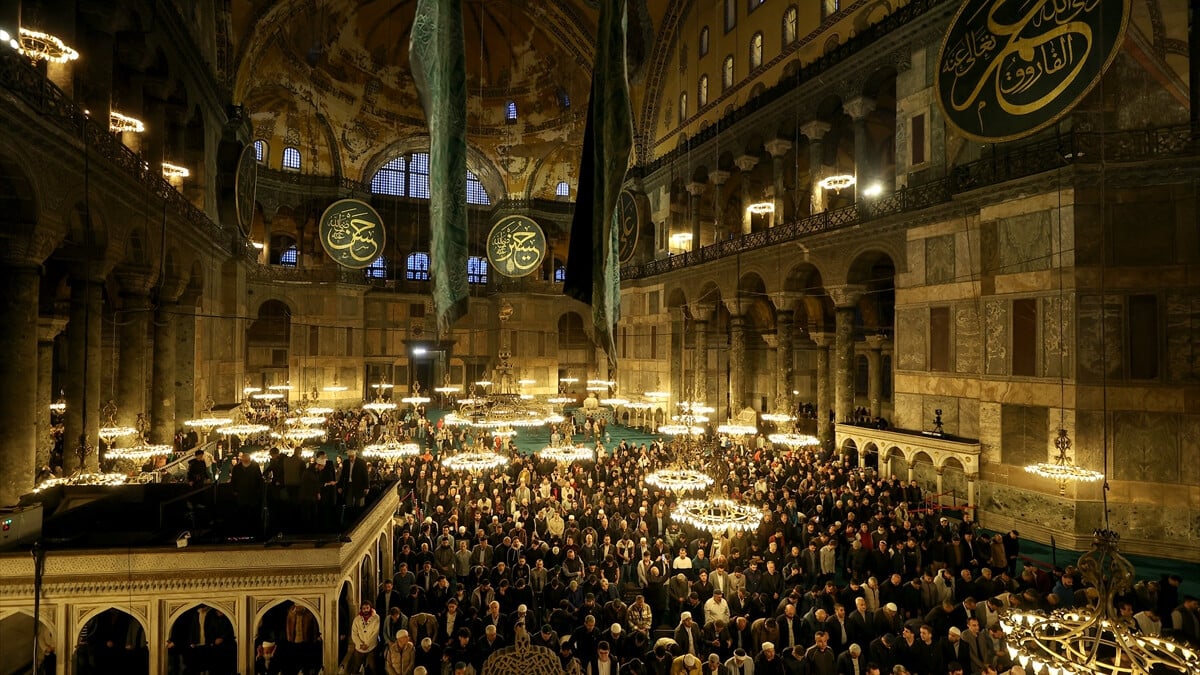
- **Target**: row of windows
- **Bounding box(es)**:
[275,247,570,285]
[253,140,303,171]
[716,0,838,36]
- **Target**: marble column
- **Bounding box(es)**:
[669,308,686,411]
[728,314,746,411]
[966,473,978,507]
[693,318,709,403]
[151,301,178,444]
[865,335,889,419]
[36,317,66,473]
[0,265,41,505]
[116,294,152,428]
[843,97,877,200]
[64,279,103,473]
[764,139,792,226]
[775,309,795,412]
[708,170,730,241]
[686,182,705,252]
[175,301,198,422]
[811,332,832,448]
[830,285,865,424]
[734,155,759,234]
[800,121,831,215]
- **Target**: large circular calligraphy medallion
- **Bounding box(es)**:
[318,198,386,269]
[234,144,257,236]
[486,215,547,278]
[935,0,1130,143]
[617,189,640,264]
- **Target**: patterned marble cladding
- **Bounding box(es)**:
[924,234,956,285]
[1076,501,1200,546]
[984,299,1008,375]
[955,305,981,374]
[977,482,1077,532]
[1112,412,1181,484]
[1040,296,1070,378]
[896,308,926,370]
[1076,294,1124,381]
[1000,404,1049,466]
[1166,292,1200,383]
[982,211,1052,275]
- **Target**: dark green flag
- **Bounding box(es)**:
[411,0,468,334]
[564,0,633,370]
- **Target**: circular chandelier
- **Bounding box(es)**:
[251,392,284,401]
[306,406,334,415]
[768,432,821,449]
[672,498,764,534]
[362,399,398,414]
[745,201,775,215]
[400,382,432,405]
[538,444,594,464]
[441,450,509,473]
[1025,429,1103,492]
[717,423,758,436]
[109,111,145,133]
[586,379,614,392]
[760,412,796,423]
[645,468,713,492]
[658,423,704,436]
[817,174,855,192]
[106,444,173,462]
[7,27,79,63]
[161,162,190,179]
[216,423,270,437]
[97,401,137,445]
[362,440,420,459]
[183,417,228,430]
[267,384,293,391]
[548,395,574,404]
[271,428,325,442]
[34,472,127,492]
[999,529,1198,675]
[600,397,629,407]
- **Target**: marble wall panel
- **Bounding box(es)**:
[1040,296,1071,378]
[1112,412,1180,483]
[1077,501,1200,544]
[984,299,1008,375]
[959,398,980,440]
[1180,415,1200,487]
[1110,198,1176,266]
[979,402,1002,465]
[896,308,927,371]
[925,235,956,285]
[1165,292,1200,383]
[997,211,1052,274]
[955,305,982,374]
[1076,295,1123,381]
[923,395,959,435]
[1000,404,1049,466]
[893,392,923,431]
[978,483,1077,532]
[1072,410,1107,475]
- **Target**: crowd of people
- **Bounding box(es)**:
[226,409,1197,675]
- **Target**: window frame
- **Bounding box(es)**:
[555,181,570,198]
[749,32,764,70]
[407,152,431,199]
[698,75,709,108]
[406,252,431,281]
[505,100,518,123]
[281,146,301,172]
[783,6,798,45]
[467,255,489,285]
[366,255,388,279]
[253,139,267,164]
[699,26,710,56]
[724,0,737,33]
[370,156,408,196]
[722,55,735,90]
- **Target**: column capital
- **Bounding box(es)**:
[865,334,892,350]
[686,181,708,196]
[760,334,778,349]
[668,306,688,322]
[842,96,877,121]
[38,316,68,343]
[771,291,804,312]
[112,263,158,298]
[828,284,868,309]
[723,298,746,318]
[733,155,759,172]
[799,120,832,141]
[691,302,717,322]
[708,170,730,186]
[764,139,793,157]
[810,332,834,348]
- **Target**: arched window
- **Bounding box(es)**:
[282,146,301,171]
[822,0,840,18]
[722,55,735,90]
[724,0,736,32]
[557,88,571,110]
[748,0,765,12]
[279,245,298,267]
[698,75,709,107]
[406,252,430,281]
[750,32,763,69]
[505,101,518,122]
[783,6,798,45]
[467,256,488,285]
[678,92,687,123]
[408,152,430,199]
[555,181,570,198]
[253,139,267,163]
[366,255,388,279]
[554,263,567,283]
[371,156,407,196]
[466,170,490,205]
[699,26,710,56]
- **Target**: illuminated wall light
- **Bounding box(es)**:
[861,182,884,198]
[745,201,775,215]
[15,28,79,63]
[817,174,856,191]
[109,111,145,133]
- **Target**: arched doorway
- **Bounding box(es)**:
[361,554,376,607]
[167,604,236,675]
[911,451,937,500]
[941,457,967,509]
[885,446,907,481]
[254,600,322,675]
[0,610,53,675]
[246,299,293,391]
[861,442,879,471]
[841,438,858,467]
[76,608,148,675]
[337,581,353,663]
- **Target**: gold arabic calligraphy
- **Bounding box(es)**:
[940,0,1115,136]
[489,219,544,276]
[325,208,382,263]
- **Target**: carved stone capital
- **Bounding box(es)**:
[734,155,760,172]
[38,316,68,343]
[799,120,832,142]
[764,139,793,158]
[771,291,804,312]
[865,334,891,351]
[810,332,834,348]
[686,181,708,196]
[708,170,731,186]
[842,97,877,121]
[691,302,717,323]
[828,284,868,309]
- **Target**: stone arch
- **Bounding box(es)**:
[61,198,111,254]
[165,602,237,673]
[844,248,898,334]
[252,598,323,643]
[75,605,150,672]
[361,137,507,203]
[940,456,968,505]
[360,553,376,605]
[0,608,54,675]
[0,135,41,227]
[665,287,688,311]
[841,437,858,466]
[884,445,908,478]
[910,450,937,493]
[861,441,879,470]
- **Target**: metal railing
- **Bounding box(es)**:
[622,124,1199,280]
